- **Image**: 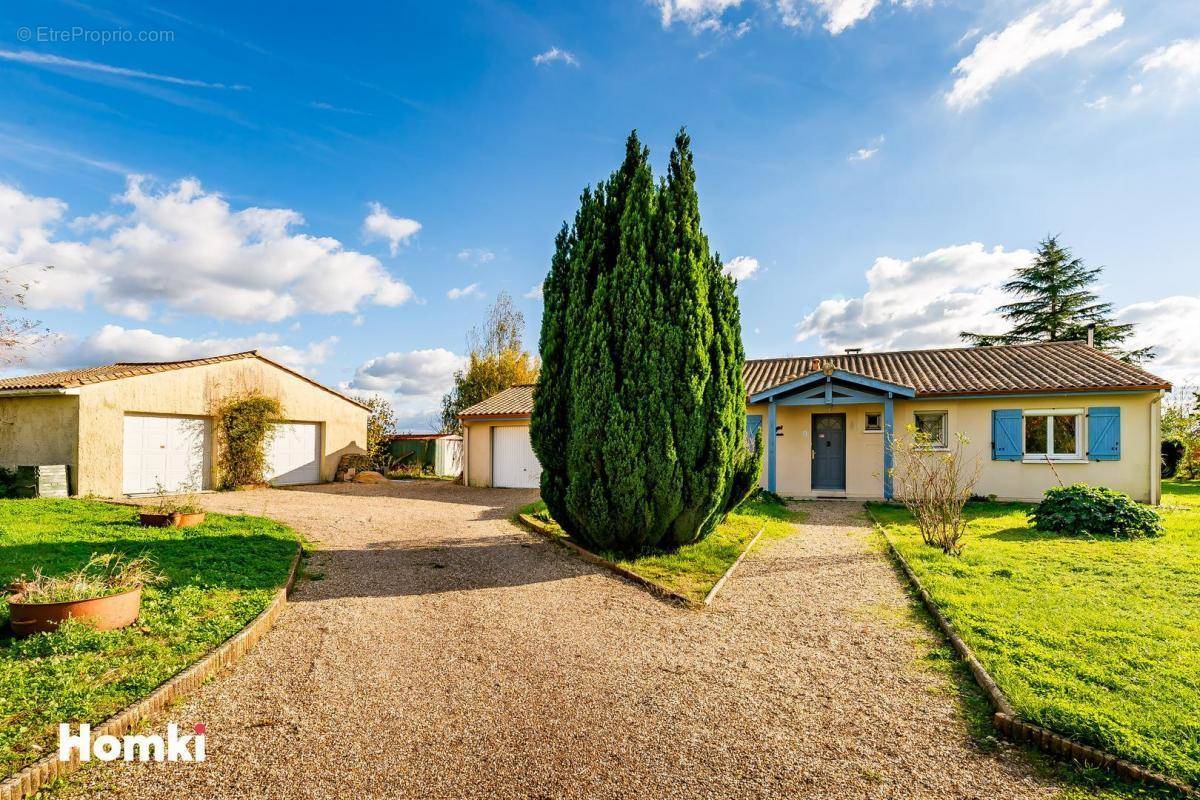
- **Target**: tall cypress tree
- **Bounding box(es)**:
[962,236,1151,362]
[532,129,750,555]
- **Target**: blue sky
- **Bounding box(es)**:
[1,0,1197,428]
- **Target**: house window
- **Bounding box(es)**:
[1023,409,1083,460]
[914,411,948,447]
[864,412,882,433]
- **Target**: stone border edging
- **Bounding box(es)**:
[516,514,700,609]
[0,543,303,800]
[702,525,766,606]
[864,506,1197,799]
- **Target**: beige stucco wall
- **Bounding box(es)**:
[462,418,529,487]
[0,394,81,487]
[73,358,367,496]
[753,391,1160,502]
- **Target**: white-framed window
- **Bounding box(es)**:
[914,410,948,448]
[1023,409,1084,461]
[864,412,883,433]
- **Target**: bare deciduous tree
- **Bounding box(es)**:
[888,424,982,555]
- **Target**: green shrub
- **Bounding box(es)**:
[214,394,282,488]
[723,428,764,514]
[1030,483,1163,539]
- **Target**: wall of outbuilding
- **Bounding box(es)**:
[68,358,368,496]
[0,394,81,490]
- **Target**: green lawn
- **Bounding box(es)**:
[0,498,299,778]
[518,494,803,602]
[869,480,1200,789]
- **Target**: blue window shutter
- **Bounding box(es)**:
[992,410,1022,461]
[1088,407,1121,461]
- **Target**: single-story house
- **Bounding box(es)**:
[457,341,1171,504]
[0,351,369,496]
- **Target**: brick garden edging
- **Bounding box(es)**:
[865,507,1198,799]
[0,543,303,800]
[516,514,766,610]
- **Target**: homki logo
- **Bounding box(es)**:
[58,723,206,762]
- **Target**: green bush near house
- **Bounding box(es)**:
[0,498,298,778]
[870,480,1200,787]
[1031,483,1163,539]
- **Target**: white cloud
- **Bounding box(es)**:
[945,0,1124,111]
[655,0,745,29]
[347,348,468,432]
[1117,296,1200,385]
[24,324,335,375]
[457,248,495,265]
[1084,94,1111,109]
[775,0,924,34]
[848,134,884,162]
[722,256,760,281]
[0,49,248,90]
[794,245,1198,385]
[525,282,544,299]
[447,282,483,300]
[532,47,580,67]
[363,201,421,255]
[1,177,415,323]
[1137,39,1200,95]
[795,243,1033,351]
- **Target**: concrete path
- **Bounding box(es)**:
[58,485,1058,799]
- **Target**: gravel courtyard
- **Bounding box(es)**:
[58,482,1060,799]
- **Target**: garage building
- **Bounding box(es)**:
[0,351,369,496]
[458,384,541,488]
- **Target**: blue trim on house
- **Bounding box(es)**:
[749,369,916,404]
[883,396,895,499]
[767,400,777,493]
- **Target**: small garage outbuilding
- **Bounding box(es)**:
[0,351,370,496]
[457,384,541,488]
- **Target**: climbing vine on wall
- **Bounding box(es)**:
[214,393,282,488]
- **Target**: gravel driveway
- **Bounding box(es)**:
[58,483,1059,799]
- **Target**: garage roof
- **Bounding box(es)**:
[0,351,371,409]
[458,384,535,419]
[456,342,1168,420]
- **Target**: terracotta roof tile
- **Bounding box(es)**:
[0,351,369,409]
[456,343,1169,420]
[743,341,1170,397]
[458,385,535,418]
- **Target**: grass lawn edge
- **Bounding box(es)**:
[515,513,706,608]
[863,503,1198,800]
[0,540,303,800]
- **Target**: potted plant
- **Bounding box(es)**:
[6,553,166,636]
[138,483,206,528]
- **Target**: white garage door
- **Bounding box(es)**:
[492,425,541,489]
[266,422,321,486]
[123,415,211,495]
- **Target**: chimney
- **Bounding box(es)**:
[1086,323,1096,348]
[845,347,862,355]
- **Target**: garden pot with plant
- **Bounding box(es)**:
[6,553,166,636]
[139,484,206,527]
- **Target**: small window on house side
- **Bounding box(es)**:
[914,411,948,448]
[1023,410,1083,461]
[864,412,882,432]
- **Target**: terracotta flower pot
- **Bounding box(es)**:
[7,586,143,636]
[138,511,206,528]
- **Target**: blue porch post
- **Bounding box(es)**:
[883,394,894,500]
[767,399,777,493]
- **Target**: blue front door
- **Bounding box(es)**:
[812,413,846,491]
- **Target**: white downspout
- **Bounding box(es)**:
[463,425,470,486]
[1150,393,1162,505]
